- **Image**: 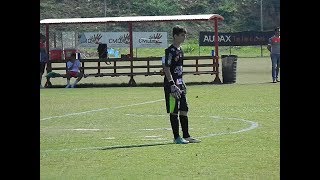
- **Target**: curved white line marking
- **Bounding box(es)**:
[41,114,258,152]
[125,114,258,138]
[40,99,164,121]
[198,116,259,138]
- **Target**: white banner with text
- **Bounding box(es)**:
[78,32,167,48]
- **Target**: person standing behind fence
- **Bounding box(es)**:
[162,25,201,144]
[267,27,280,83]
[96,40,110,65]
[65,53,83,88]
[40,33,48,88]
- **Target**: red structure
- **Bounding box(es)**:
[40,14,224,86]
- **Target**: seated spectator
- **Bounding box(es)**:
[65,53,83,88]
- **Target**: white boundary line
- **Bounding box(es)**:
[41,113,259,152]
[40,99,164,121]
[197,116,258,138]
[124,114,258,138]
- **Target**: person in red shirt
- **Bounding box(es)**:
[40,34,45,49]
[267,27,280,83]
[40,33,48,88]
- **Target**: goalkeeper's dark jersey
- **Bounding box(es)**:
[163,44,184,85]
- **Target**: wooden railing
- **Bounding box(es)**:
[45,56,221,87]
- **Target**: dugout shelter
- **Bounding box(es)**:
[40,14,224,86]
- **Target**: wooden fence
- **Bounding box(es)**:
[45,56,221,87]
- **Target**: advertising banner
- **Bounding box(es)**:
[78,32,167,48]
[199,31,274,46]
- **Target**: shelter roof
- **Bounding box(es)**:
[40,14,224,24]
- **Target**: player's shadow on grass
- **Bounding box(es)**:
[98,142,173,150]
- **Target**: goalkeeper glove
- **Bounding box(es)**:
[170,81,182,99]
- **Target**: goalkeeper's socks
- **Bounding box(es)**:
[170,114,180,139]
[179,115,190,138]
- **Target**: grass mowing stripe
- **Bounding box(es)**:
[40,99,164,121]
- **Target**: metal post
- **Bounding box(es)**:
[260,0,263,31]
[104,0,107,32]
[260,0,263,57]
[104,0,106,17]
[213,18,222,84]
[128,22,136,86]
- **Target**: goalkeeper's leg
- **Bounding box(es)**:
[164,84,181,140]
[179,93,201,143]
[179,93,190,138]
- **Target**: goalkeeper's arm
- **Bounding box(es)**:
[163,66,182,99]
[163,66,174,83]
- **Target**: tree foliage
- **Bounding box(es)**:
[40,0,280,32]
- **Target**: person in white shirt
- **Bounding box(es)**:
[65,53,83,88]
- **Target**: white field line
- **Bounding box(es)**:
[197,116,259,138]
[40,99,164,121]
[125,114,259,138]
[41,114,259,152]
[64,129,100,131]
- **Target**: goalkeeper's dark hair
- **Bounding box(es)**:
[173,25,187,37]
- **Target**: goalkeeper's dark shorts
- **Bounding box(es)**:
[164,83,188,114]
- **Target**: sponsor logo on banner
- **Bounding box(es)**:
[107,32,130,48]
[78,32,167,48]
[78,32,105,47]
[199,31,274,46]
[134,32,167,48]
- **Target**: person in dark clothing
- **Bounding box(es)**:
[162,25,201,144]
[97,42,110,65]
